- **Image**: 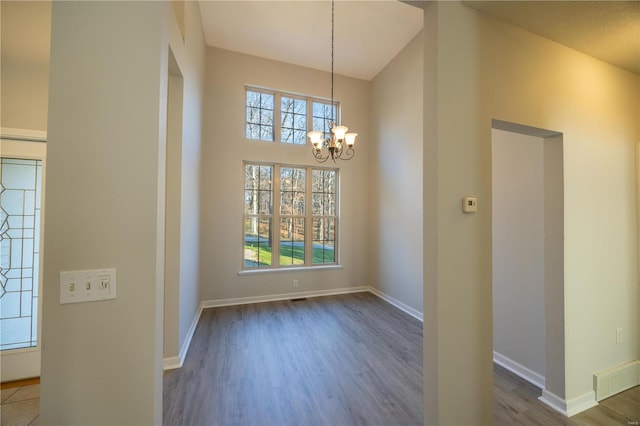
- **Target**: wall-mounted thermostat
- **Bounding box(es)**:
[462,197,478,213]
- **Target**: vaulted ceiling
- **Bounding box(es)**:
[199,1,640,79]
[198,1,424,81]
[1,1,638,84]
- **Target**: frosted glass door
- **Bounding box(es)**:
[0,157,43,351]
[0,137,46,382]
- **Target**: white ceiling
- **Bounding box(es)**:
[199,0,640,78]
[198,1,425,81]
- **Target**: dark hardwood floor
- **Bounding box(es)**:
[164,292,423,426]
[164,292,639,426]
[495,363,639,426]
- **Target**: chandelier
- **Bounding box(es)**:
[308,0,357,163]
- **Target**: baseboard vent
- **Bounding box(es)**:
[594,360,640,401]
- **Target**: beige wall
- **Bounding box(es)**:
[200,47,372,301]
[41,1,206,423]
[0,1,50,131]
[423,2,639,423]
[371,31,423,313]
[492,129,546,378]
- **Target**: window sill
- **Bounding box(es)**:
[238,265,342,276]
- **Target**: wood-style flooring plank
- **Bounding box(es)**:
[163,292,423,426]
[164,292,638,426]
[495,363,640,426]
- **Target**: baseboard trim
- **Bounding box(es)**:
[163,304,203,371]
[163,356,181,370]
[539,389,568,416]
[493,351,545,389]
[594,360,640,401]
[201,286,370,309]
[566,391,598,417]
[368,287,423,322]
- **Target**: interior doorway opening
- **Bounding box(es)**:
[491,119,566,411]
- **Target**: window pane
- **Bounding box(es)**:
[258,191,271,215]
[258,166,272,190]
[261,94,274,110]
[324,194,335,216]
[244,217,272,268]
[312,101,337,141]
[280,168,305,215]
[245,164,258,189]
[246,123,259,139]
[294,130,306,144]
[281,192,293,215]
[281,96,307,144]
[245,189,257,214]
[246,90,274,141]
[312,218,335,264]
[260,126,273,141]
[280,218,305,266]
[260,109,273,126]
[312,169,336,216]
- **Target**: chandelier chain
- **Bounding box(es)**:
[331,0,335,124]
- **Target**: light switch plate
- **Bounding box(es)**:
[60,268,116,304]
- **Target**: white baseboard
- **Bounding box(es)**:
[368,287,423,322]
[163,356,181,370]
[594,360,640,401]
[201,286,370,308]
[493,351,545,389]
[163,304,203,371]
[566,391,598,417]
[539,389,568,416]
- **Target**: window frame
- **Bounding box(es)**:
[245,86,340,146]
[242,161,340,271]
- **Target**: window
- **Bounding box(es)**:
[245,87,338,145]
[246,90,274,141]
[280,97,307,144]
[312,169,336,264]
[244,162,338,270]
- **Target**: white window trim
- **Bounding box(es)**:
[244,86,340,145]
[242,161,340,272]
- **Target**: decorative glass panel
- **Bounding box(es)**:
[0,158,42,351]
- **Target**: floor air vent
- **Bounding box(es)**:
[291,298,307,302]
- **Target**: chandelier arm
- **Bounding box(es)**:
[312,147,330,163]
[337,146,355,161]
